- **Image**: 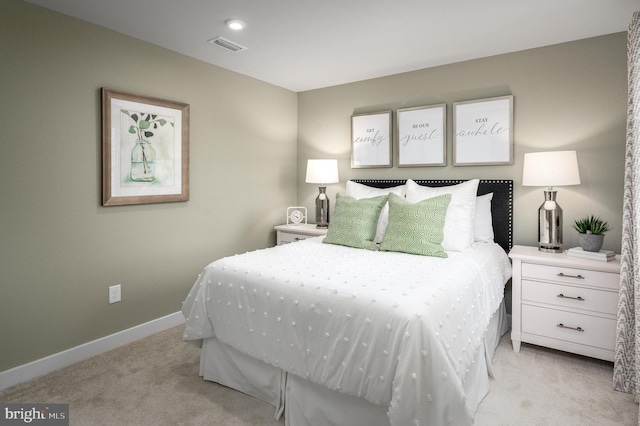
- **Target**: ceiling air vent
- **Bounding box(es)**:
[208,36,247,52]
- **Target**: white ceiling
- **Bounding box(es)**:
[25,0,639,92]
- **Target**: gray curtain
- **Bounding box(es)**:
[614,11,640,413]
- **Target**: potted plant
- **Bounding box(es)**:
[572,215,611,252]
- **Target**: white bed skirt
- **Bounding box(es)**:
[199,302,508,426]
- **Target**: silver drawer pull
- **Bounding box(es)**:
[557,293,585,301]
[294,237,303,241]
[557,272,585,279]
[557,323,584,332]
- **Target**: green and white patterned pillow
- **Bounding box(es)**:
[322,193,388,251]
[379,192,451,257]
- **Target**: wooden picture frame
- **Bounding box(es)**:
[101,88,189,206]
[396,104,446,167]
[351,111,392,168]
[453,95,513,166]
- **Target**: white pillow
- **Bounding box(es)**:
[405,179,479,251]
[475,193,494,243]
[345,181,407,243]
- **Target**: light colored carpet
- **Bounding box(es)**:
[1,326,637,425]
[475,337,637,426]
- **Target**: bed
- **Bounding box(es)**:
[182,179,513,426]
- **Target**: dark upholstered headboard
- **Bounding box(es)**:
[352,179,513,253]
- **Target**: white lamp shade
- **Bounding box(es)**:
[522,150,581,187]
[305,159,339,184]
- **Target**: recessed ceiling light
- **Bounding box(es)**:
[226,19,246,31]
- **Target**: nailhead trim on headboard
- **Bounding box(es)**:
[351,179,513,253]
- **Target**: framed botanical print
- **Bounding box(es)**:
[101,88,190,206]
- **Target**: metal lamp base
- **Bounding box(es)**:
[537,189,563,253]
[315,186,330,228]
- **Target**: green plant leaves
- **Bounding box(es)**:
[121,109,171,142]
[572,215,611,235]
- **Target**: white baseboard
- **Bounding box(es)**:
[0,311,185,392]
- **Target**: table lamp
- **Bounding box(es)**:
[305,159,339,228]
[522,150,581,252]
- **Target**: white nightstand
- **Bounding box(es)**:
[508,245,620,361]
[274,224,328,245]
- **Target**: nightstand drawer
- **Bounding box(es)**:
[522,280,618,315]
[522,263,619,290]
[275,224,328,246]
[522,305,616,351]
[279,232,314,244]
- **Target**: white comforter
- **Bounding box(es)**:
[182,237,511,426]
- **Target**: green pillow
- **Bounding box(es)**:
[379,192,451,257]
[322,193,388,251]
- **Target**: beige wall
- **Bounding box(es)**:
[0,0,297,372]
[297,33,627,255]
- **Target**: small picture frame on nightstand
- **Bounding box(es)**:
[287,207,307,226]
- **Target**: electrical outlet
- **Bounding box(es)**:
[109,284,121,304]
